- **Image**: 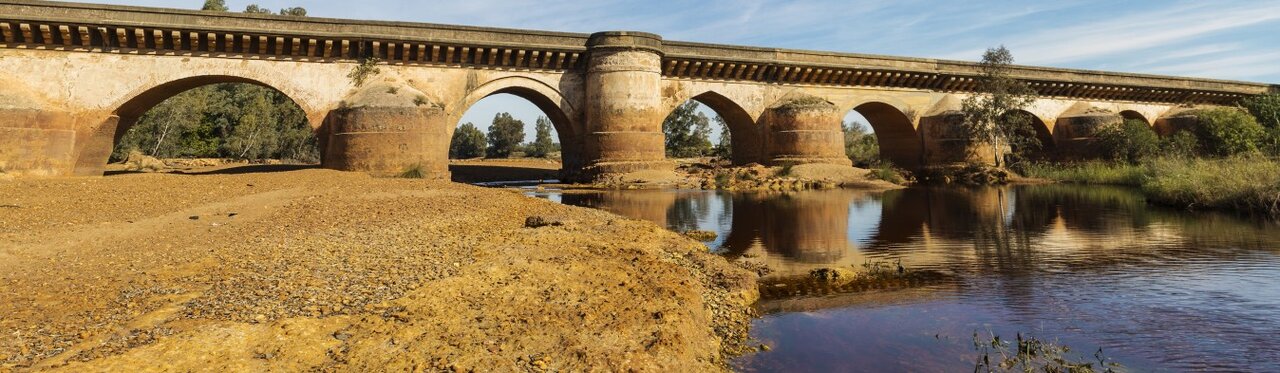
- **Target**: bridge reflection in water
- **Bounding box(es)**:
[530,185,1280,372]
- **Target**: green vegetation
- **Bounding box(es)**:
[449,123,486,159]
[1020,161,1148,186]
[868,162,907,185]
[1241,93,1280,129]
[112,84,318,163]
[347,57,382,87]
[485,112,525,158]
[398,163,426,179]
[1192,108,1264,157]
[959,46,1039,168]
[712,116,732,160]
[201,0,228,12]
[524,116,559,158]
[842,120,880,167]
[1143,156,1280,215]
[663,101,713,158]
[1095,119,1161,163]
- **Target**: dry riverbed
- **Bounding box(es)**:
[0,169,758,371]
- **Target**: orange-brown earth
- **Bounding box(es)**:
[0,168,757,372]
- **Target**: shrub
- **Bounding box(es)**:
[347,57,381,87]
[1240,93,1280,129]
[1193,108,1264,157]
[1161,131,1200,158]
[868,162,906,184]
[1095,119,1160,163]
[399,163,426,178]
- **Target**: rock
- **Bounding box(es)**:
[524,216,564,228]
[681,230,718,242]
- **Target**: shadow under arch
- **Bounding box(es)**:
[681,90,765,165]
[452,77,581,172]
[848,101,922,170]
[1119,110,1150,125]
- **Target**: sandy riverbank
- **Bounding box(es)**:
[0,168,757,371]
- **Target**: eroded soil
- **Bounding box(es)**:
[0,169,757,372]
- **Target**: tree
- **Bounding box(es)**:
[244,4,272,14]
[959,46,1038,167]
[711,116,732,159]
[450,123,486,159]
[201,0,228,11]
[278,7,308,16]
[1241,93,1280,129]
[486,113,525,158]
[1096,119,1161,163]
[1193,108,1264,157]
[843,120,880,166]
[663,101,713,158]
[525,116,557,158]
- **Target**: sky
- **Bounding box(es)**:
[90,0,1280,141]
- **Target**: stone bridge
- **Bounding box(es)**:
[1,0,1275,179]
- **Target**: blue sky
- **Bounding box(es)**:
[92,0,1280,140]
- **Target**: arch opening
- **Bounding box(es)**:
[1000,109,1054,162]
[843,102,921,170]
[661,91,763,165]
[1119,110,1149,126]
[449,89,574,182]
[108,76,319,174]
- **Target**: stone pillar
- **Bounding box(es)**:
[321,85,449,178]
[760,98,850,166]
[70,115,122,176]
[581,31,671,176]
[0,107,79,178]
[919,111,994,166]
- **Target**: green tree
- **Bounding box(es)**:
[278,7,307,16]
[959,46,1038,167]
[244,4,272,14]
[486,113,526,158]
[663,101,713,158]
[450,123,487,159]
[1241,93,1280,129]
[201,0,228,11]
[1194,108,1264,157]
[525,116,557,158]
[711,116,732,159]
[843,120,880,166]
[1096,119,1161,163]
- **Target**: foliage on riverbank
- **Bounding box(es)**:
[1021,156,1280,216]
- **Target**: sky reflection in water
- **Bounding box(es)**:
[527,185,1280,372]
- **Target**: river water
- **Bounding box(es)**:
[525,185,1280,372]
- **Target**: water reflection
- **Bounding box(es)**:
[528,185,1280,371]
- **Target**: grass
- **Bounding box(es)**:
[1022,156,1280,216]
[1019,161,1147,186]
[398,163,427,179]
[868,162,907,185]
[972,330,1120,373]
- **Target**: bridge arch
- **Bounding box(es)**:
[665,90,764,165]
[1119,110,1150,125]
[844,100,922,170]
[451,76,583,172]
[1001,109,1055,161]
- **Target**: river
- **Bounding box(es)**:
[525,184,1280,372]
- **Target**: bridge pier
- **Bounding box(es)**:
[579,32,673,177]
[760,97,850,166]
[321,84,451,178]
[0,107,79,177]
[1053,112,1122,161]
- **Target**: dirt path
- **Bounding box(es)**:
[0,170,756,372]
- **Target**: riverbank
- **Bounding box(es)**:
[1020,156,1280,216]
[0,169,758,371]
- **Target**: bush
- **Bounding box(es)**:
[1241,93,1280,129]
[1193,108,1264,157]
[843,121,880,167]
[1161,131,1200,158]
[1095,119,1160,163]
[399,163,426,178]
